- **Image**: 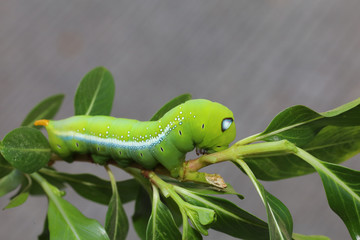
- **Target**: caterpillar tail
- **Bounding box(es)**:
[34,119,50,126]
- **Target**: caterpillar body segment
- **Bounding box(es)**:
[36,99,236,177]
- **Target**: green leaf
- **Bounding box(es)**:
[0,170,23,197]
[21,94,64,128]
[4,174,32,209]
[31,172,110,240]
[150,94,192,121]
[295,148,360,240]
[304,126,360,163]
[48,196,110,240]
[132,187,152,240]
[235,159,293,240]
[174,187,269,240]
[236,97,360,181]
[182,202,216,236]
[244,126,360,180]
[0,153,13,178]
[74,66,115,116]
[40,168,139,204]
[1,127,51,173]
[4,192,29,209]
[292,233,330,240]
[183,224,203,240]
[105,166,129,240]
[240,97,360,147]
[146,185,182,240]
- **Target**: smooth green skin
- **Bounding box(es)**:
[43,99,236,177]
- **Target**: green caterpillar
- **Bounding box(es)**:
[35,99,236,178]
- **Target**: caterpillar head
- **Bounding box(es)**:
[186,99,236,154]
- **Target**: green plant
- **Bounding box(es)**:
[1,66,360,240]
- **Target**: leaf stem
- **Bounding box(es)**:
[30,172,63,197]
[235,159,265,204]
[22,174,33,193]
[123,167,153,196]
[235,133,262,145]
[104,165,116,193]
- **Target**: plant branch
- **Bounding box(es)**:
[184,140,298,173]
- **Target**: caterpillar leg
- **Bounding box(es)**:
[180,170,227,189]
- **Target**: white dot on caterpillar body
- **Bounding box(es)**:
[83,128,85,131]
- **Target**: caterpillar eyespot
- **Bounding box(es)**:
[35,99,236,177]
[221,118,233,132]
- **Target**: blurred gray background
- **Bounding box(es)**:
[1,0,360,239]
